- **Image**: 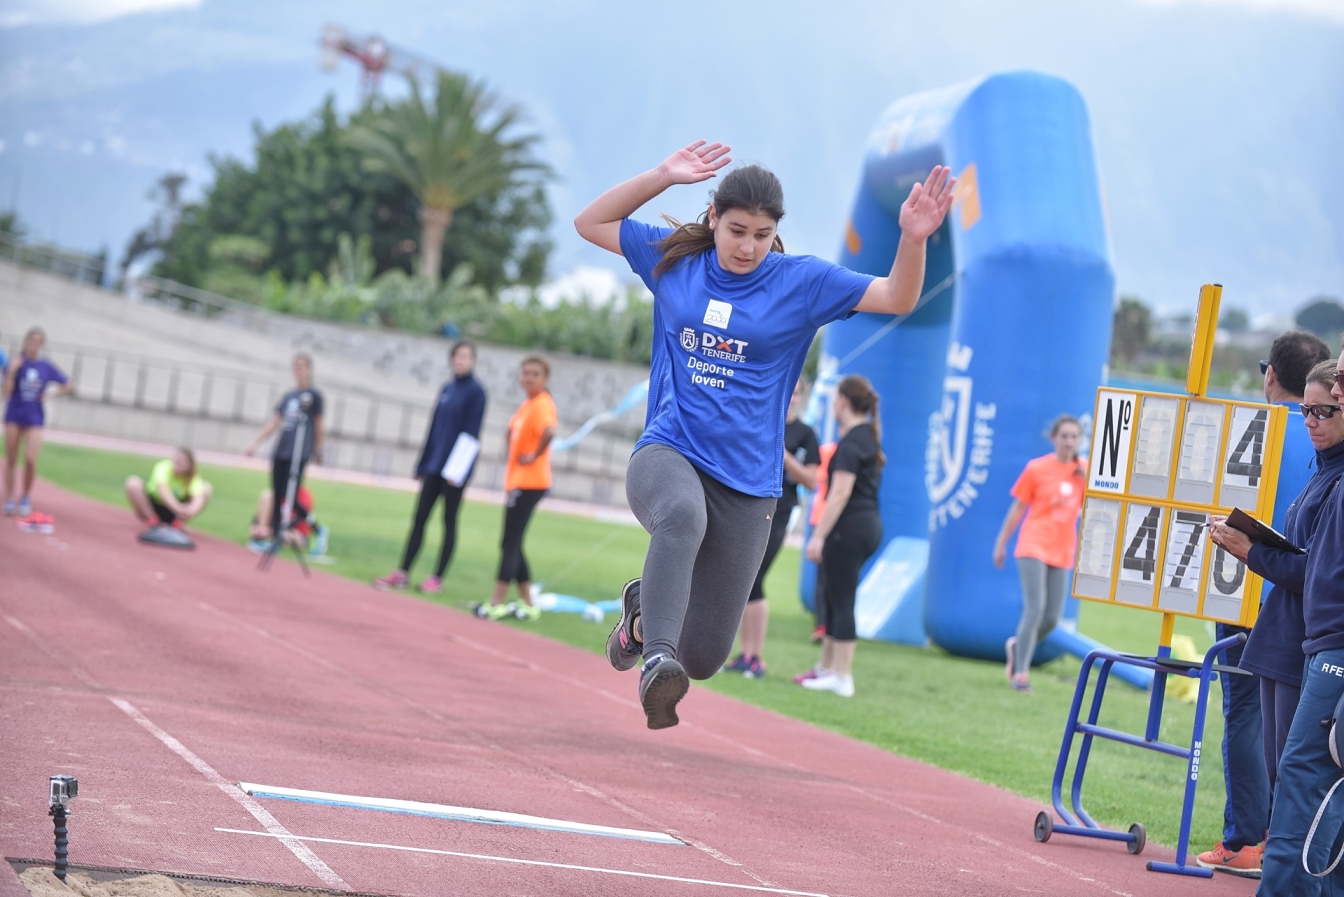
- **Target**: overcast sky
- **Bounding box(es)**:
[0,0,1340,320]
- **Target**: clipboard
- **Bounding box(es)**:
[1227,508,1305,555]
[441,433,480,486]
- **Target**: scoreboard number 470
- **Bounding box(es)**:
[1072,390,1284,625]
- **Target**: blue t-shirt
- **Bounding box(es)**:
[1261,401,1315,601]
[1271,402,1314,534]
[620,218,874,497]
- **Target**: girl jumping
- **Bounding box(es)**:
[574,141,953,728]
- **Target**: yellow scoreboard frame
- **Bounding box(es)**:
[1071,285,1290,628]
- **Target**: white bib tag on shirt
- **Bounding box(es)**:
[703,299,732,329]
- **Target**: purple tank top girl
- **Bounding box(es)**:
[5,358,68,427]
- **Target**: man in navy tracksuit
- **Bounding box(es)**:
[1257,342,1344,896]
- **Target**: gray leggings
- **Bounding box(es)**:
[1014,556,1068,676]
[626,444,775,679]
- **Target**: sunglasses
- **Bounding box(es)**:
[1302,403,1343,421]
[1259,360,1269,376]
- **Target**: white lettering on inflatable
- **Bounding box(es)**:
[928,401,996,530]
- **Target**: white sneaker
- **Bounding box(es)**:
[801,671,854,697]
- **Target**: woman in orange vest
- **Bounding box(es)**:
[476,356,558,621]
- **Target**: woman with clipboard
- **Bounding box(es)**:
[374,340,487,594]
[1210,361,1344,813]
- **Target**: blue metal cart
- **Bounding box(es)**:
[1033,630,1249,877]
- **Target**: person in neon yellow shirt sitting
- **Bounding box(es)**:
[125,447,212,528]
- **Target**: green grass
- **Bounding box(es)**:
[36,442,1231,850]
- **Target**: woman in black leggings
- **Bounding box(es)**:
[374,341,486,593]
[797,375,884,698]
[476,356,558,621]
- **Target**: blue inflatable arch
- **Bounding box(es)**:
[803,71,1115,663]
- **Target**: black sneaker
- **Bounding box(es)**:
[639,653,689,730]
[606,578,643,671]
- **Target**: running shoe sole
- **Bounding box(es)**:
[640,658,689,730]
[606,578,642,672]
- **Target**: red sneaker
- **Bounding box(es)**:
[1196,841,1262,878]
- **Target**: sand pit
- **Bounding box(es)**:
[17,868,337,897]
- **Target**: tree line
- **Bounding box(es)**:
[120,71,655,365]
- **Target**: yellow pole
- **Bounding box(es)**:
[1159,613,1175,649]
[1185,284,1222,398]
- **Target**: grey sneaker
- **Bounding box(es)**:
[606,578,643,671]
[639,653,689,730]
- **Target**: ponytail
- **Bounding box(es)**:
[653,164,787,278]
[837,374,885,470]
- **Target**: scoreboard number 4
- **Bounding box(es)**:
[1222,406,1268,509]
[1117,503,1163,606]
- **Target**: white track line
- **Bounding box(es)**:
[216,828,828,896]
[109,698,348,891]
[239,782,684,845]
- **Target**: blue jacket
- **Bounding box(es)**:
[1298,437,1344,657]
[1242,439,1344,684]
[415,374,487,479]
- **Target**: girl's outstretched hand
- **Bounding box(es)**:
[657,141,732,185]
[899,165,956,241]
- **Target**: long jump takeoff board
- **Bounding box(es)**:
[1072,388,1288,626]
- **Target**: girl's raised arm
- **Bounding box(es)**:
[574,141,731,256]
[854,166,956,316]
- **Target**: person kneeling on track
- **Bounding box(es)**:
[248,484,321,553]
[125,447,212,529]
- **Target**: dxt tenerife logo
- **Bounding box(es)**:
[926,342,996,530]
[698,332,748,363]
[681,326,748,363]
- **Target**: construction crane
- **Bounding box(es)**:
[320,24,442,95]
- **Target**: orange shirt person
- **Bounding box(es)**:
[476,356,559,621]
[992,414,1086,692]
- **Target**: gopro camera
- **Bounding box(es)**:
[48,775,77,810]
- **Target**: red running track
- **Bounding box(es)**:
[0,483,1254,897]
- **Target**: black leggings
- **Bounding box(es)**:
[400,474,466,577]
[748,498,791,602]
[497,488,546,583]
[821,510,882,641]
[270,457,307,537]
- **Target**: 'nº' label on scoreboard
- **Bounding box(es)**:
[1090,390,1136,494]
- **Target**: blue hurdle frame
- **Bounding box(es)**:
[1038,630,1247,877]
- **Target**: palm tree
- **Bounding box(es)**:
[347,71,550,283]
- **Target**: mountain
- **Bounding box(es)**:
[1,0,1340,316]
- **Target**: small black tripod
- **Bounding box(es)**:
[48,774,77,882]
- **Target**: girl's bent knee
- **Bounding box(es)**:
[682,657,721,681]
